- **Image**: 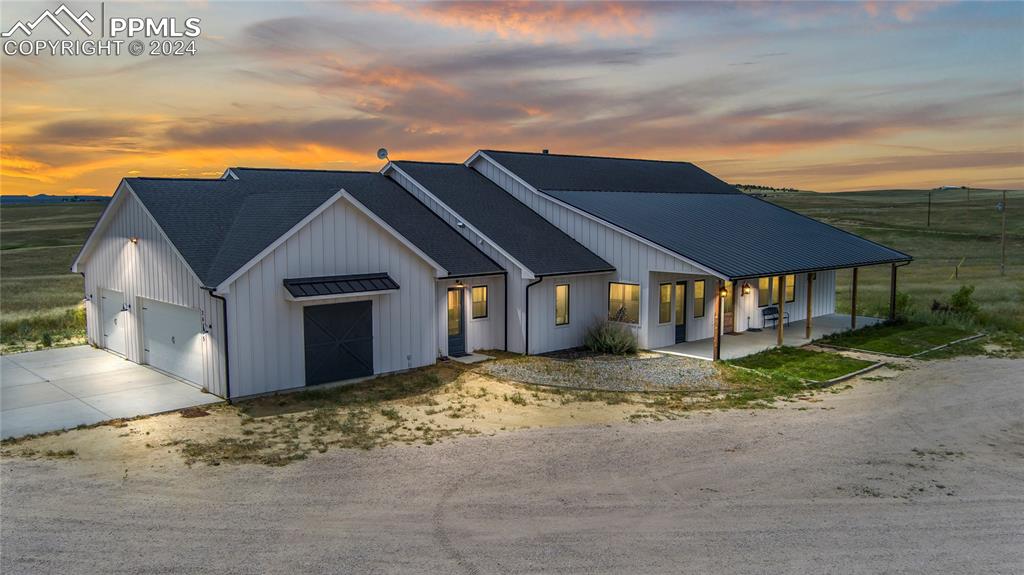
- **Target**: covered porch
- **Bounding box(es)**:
[655,313,882,360]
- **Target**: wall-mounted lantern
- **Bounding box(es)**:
[129,236,139,244]
[741,282,752,296]
[718,285,728,298]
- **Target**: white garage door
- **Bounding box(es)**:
[141,299,203,386]
[99,288,126,356]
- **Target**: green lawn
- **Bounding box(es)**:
[817,321,976,356]
[1,202,105,350]
[728,347,875,382]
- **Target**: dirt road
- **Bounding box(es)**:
[3,357,1022,574]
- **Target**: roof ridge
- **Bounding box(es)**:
[542,188,739,194]
[482,149,697,166]
[231,166,377,174]
[129,177,228,182]
[392,160,463,166]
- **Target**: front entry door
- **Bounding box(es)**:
[723,281,735,334]
[447,288,466,357]
[674,281,687,343]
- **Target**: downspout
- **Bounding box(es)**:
[523,277,543,355]
[202,287,231,402]
[504,275,509,352]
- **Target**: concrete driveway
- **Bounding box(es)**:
[1,346,220,439]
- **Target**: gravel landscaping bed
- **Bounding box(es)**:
[480,352,722,392]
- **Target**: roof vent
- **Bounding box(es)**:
[542,149,549,154]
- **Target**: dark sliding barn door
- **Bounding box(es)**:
[303,301,373,386]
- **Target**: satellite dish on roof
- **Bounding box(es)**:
[377,148,389,160]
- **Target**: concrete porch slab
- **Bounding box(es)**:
[656,313,883,360]
[1,346,221,439]
[452,353,493,365]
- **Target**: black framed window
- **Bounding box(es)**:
[555,284,570,326]
[471,286,488,318]
[659,283,672,323]
[785,274,796,303]
[758,277,771,307]
[608,282,640,324]
[693,280,705,318]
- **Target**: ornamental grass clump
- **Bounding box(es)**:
[584,321,638,355]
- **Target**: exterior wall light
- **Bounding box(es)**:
[129,236,139,244]
[742,282,752,296]
[719,285,728,298]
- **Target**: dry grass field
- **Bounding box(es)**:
[1,203,104,351]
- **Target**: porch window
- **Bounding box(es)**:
[658,283,672,323]
[693,280,705,318]
[471,286,488,318]
[555,284,570,326]
[771,275,797,305]
[758,277,771,307]
[608,282,639,324]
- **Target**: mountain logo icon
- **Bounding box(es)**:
[2,4,95,38]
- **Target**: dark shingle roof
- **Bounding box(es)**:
[126,171,502,287]
[128,178,337,287]
[543,190,911,279]
[391,161,614,277]
[229,168,503,279]
[481,150,740,194]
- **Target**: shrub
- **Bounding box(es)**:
[584,321,638,355]
[41,333,53,347]
[948,285,979,316]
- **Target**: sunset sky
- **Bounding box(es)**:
[1,0,1022,196]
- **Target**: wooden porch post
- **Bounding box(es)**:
[776,274,786,346]
[712,280,722,360]
[805,272,814,339]
[888,263,898,321]
[851,267,859,330]
[716,278,724,358]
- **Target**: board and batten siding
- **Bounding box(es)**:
[78,186,228,397]
[388,167,529,353]
[223,197,439,398]
[526,273,611,354]
[437,276,506,356]
[471,156,710,350]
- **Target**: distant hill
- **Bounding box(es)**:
[735,184,814,197]
[1,195,108,205]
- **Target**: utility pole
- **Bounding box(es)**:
[927,191,932,227]
[1000,190,1007,276]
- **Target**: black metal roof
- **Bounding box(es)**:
[481,150,740,194]
[543,190,911,279]
[283,273,399,299]
[391,161,614,277]
[229,168,504,279]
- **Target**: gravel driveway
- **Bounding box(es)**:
[2,357,1022,574]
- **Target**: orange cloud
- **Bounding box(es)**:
[363,0,663,42]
